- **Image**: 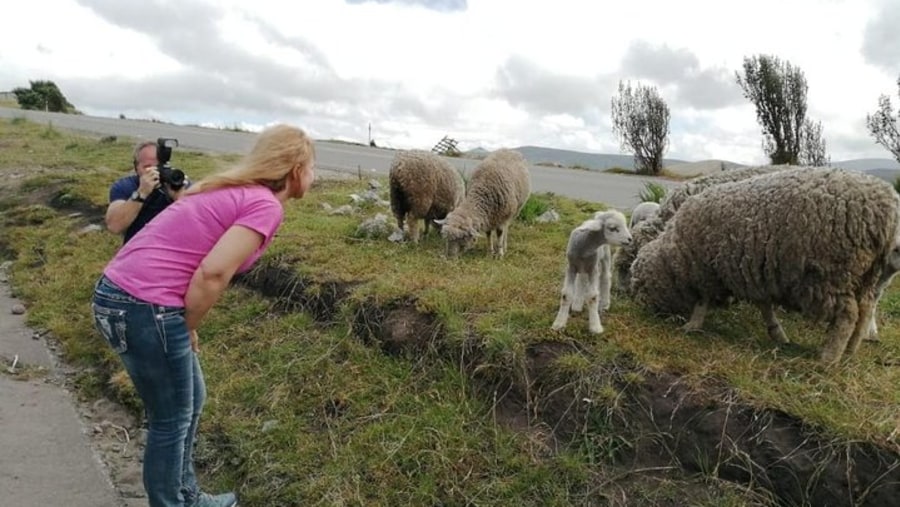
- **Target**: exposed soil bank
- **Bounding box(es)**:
[239,262,900,507]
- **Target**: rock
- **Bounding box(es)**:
[11,303,26,315]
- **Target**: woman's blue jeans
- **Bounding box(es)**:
[92,275,206,507]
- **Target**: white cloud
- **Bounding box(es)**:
[0,0,897,164]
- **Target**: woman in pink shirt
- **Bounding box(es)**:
[91,124,315,507]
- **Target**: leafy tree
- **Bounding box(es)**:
[866,77,900,163]
[611,80,670,175]
[798,118,830,167]
[736,55,813,165]
[12,80,76,113]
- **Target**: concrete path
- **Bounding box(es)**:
[0,264,142,506]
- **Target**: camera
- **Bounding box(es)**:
[156,138,186,190]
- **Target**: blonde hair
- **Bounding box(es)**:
[187,124,315,195]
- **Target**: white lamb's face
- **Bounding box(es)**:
[605,213,633,246]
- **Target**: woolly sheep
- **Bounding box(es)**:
[629,167,900,365]
[552,210,633,334]
[388,150,464,243]
[614,165,787,294]
[629,201,660,229]
[436,149,531,257]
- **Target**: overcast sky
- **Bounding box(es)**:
[2,0,898,164]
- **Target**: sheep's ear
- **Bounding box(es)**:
[468,227,480,239]
[434,218,447,226]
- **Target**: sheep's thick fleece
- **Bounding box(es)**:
[630,167,900,364]
[388,150,464,242]
[614,165,788,294]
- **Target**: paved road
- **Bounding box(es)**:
[0,107,678,210]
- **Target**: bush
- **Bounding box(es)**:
[517,194,552,223]
[637,181,668,203]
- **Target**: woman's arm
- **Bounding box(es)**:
[184,225,264,332]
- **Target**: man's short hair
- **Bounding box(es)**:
[132,140,157,170]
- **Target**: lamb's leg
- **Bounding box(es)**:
[552,266,577,331]
[571,273,586,312]
[682,298,708,333]
[846,296,876,357]
[598,254,612,312]
[819,297,859,366]
[758,303,788,344]
[586,265,603,334]
[499,224,509,257]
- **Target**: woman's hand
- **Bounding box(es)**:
[190,329,199,353]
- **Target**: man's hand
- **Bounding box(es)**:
[138,166,160,198]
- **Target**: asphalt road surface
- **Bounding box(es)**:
[0,107,679,210]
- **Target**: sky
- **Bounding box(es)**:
[2,0,899,165]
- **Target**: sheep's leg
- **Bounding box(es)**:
[598,255,612,312]
[586,265,603,334]
[758,303,788,344]
[408,218,421,243]
[866,281,890,342]
[682,299,708,333]
[396,213,405,237]
[552,266,577,331]
[846,296,876,357]
[493,226,507,257]
[819,297,859,366]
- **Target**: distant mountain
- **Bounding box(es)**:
[831,158,900,172]
[462,146,900,178]
[463,145,686,171]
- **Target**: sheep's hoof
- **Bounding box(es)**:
[588,325,604,334]
[681,323,704,334]
[769,326,790,344]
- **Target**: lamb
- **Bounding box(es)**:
[388,150,464,243]
[436,149,531,257]
[629,167,900,365]
[614,165,787,294]
[629,201,660,228]
[552,210,633,334]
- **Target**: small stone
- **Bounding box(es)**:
[11,303,26,315]
[261,420,279,433]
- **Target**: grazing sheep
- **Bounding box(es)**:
[388,150,464,243]
[552,210,633,334]
[629,201,660,229]
[614,165,787,294]
[630,167,900,365]
[436,149,531,257]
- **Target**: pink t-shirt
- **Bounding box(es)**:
[104,185,284,307]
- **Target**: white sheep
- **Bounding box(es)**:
[552,210,633,334]
[436,149,531,257]
[630,167,900,365]
[629,201,660,228]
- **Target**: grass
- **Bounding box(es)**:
[2,117,898,505]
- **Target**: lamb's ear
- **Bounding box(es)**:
[581,218,604,231]
[467,227,480,239]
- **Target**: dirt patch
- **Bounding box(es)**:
[349,297,900,506]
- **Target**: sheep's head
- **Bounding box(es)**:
[436,212,478,258]
[592,210,633,246]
